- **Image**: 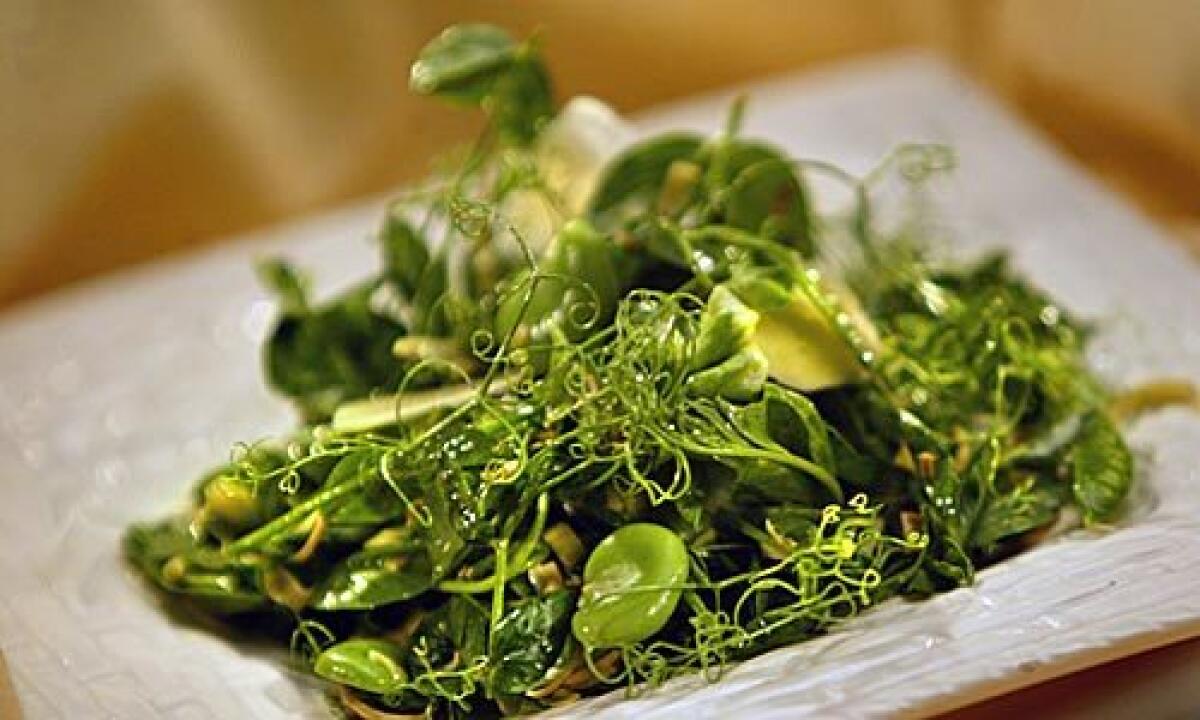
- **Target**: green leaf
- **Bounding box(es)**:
[1071,410,1133,523]
[690,285,759,372]
[700,137,788,201]
[410,254,450,336]
[123,523,266,614]
[972,479,1062,551]
[765,505,822,541]
[489,54,554,145]
[262,280,406,421]
[314,638,408,694]
[632,216,692,269]
[488,590,575,694]
[257,259,309,314]
[762,384,837,478]
[587,133,703,229]
[688,346,768,402]
[495,218,623,351]
[709,385,842,502]
[425,475,467,578]
[410,24,518,101]
[724,266,793,312]
[725,158,812,256]
[382,214,430,300]
[322,451,401,526]
[309,546,434,611]
[726,459,819,506]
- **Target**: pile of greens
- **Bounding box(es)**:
[126,24,1143,719]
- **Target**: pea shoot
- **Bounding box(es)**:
[124,22,1181,720]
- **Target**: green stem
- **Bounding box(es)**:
[488,537,509,657]
[439,493,549,593]
[224,476,368,556]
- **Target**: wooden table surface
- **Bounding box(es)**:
[0,651,19,720]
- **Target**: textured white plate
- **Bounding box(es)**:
[2,53,1199,719]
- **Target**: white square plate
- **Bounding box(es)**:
[2,53,1199,719]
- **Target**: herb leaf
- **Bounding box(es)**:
[587,133,703,228]
[488,590,575,694]
[260,266,406,421]
[1071,410,1134,523]
[410,24,518,101]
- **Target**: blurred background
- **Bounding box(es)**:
[2,0,1199,311]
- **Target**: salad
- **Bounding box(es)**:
[124,24,1173,719]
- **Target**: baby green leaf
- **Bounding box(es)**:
[688,345,768,401]
[700,137,786,191]
[314,638,408,694]
[1071,410,1133,523]
[587,133,703,228]
[972,480,1062,552]
[488,589,575,694]
[262,276,406,421]
[691,285,759,372]
[489,54,554,145]
[381,214,430,300]
[495,218,623,350]
[762,384,836,477]
[322,451,406,526]
[309,547,434,611]
[410,24,518,101]
[725,158,812,255]
[257,259,309,314]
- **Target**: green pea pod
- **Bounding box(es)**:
[314,638,408,695]
[173,572,267,615]
[409,24,518,101]
[495,219,622,351]
[572,523,689,648]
